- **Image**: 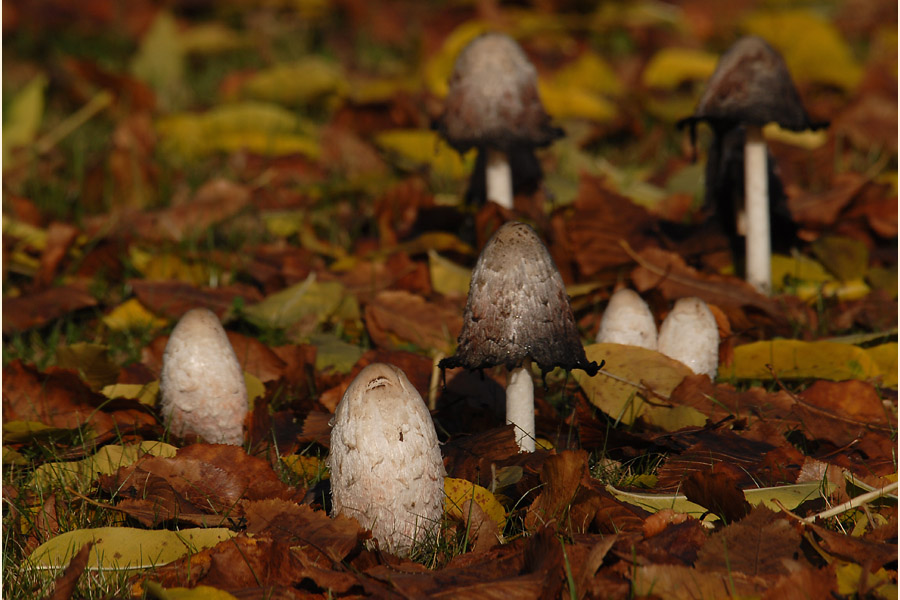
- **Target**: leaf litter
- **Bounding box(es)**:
[2,1,897,599]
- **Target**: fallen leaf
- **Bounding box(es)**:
[2,283,97,334]
[444,477,507,529]
[47,541,92,600]
[728,339,888,385]
[364,289,463,355]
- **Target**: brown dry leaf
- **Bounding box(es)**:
[804,519,898,568]
[635,517,709,566]
[108,113,157,210]
[2,283,97,334]
[47,541,93,600]
[457,498,502,554]
[835,93,898,153]
[568,174,656,276]
[244,498,363,561]
[129,279,263,320]
[794,380,893,446]
[525,450,589,531]
[26,494,61,555]
[681,467,752,523]
[632,563,768,599]
[35,222,79,289]
[763,565,838,600]
[630,246,780,316]
[132,178,251,242]
[788,172,868,228]
[442,425,521,483]
[2,361,152,438]
[695,507,802,576]
[226,332,288,383]
[364,289,462,355]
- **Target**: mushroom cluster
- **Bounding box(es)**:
[328,363,445,556]
[439,221,600,452]
[435,32,563,209]
[595,290,720,380]
[679,36,826,294]
[159,308,248,446]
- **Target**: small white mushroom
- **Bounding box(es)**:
[595,289,658,349]
[657,298,719,380]
[328,363,445,556]
[159,308,248,445]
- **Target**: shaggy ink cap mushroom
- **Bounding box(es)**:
[678,36,825,136]
[328,363,445,557]
[657,297,719,380]
[435,32,563,208]
[159,308,248,445]
[439,221,600,378]
[596,288,658,350]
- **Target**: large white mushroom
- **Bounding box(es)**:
[435,32,563,209]
[159,308,248,445]
[328,363,445,556]
[439,221,601,452]
[679,36,826,294]
[657,297,719,380]
[595,288,658,350]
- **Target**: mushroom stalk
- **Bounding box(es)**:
[506,362,535,452]
[744,125,771,294]
[485,148,514,209]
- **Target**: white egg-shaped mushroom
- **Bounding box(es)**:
[328,363,445,556]
[595,289,658,349]
[657,297,720,379]
[159,308,248,445]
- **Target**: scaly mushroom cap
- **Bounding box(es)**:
[435,32,563,153]
[439,221,599,376]
[159,308,248,445]
[328,363,445,556]
[679,36,824,133]
[596,289,658,350]
[657,297,719,379]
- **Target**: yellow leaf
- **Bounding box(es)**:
[239,58,348,107]
[29,442,177,493]
[129,247,212,285]
[3,73,47,165]
[574,343,694,427]
[244,371,265,408]
[101,380,160,406]
[3,447,28,466]
[282,455,328,481]
[728,340,884,383]
[2,218,48,250]
[103,298,168,331]
[835,561,896,599]
[763,122,828,149]
[772,253,834,287]
[311,332,365,374]
[400,231,475,257]
[428,250,471,298]
[145,584,240,600]
[538,80,618,123]
[348,76,421,104]
[553,52,623,97]
[743,10,863,91]
[243,274,347,331]
[444,477,506,528]
[178,23,249,55]
[130,11,186,111]
[157,101,320,161]
[642,47,718,90]
[3,421,73,443]
[866,343,898,388]
[374,129,473,181]
[28,526,234,571]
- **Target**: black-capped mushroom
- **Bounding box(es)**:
[678,36,827,294]
[159,308,248,445]
[328,363,445,556]
[439,221,600,451]
[435,32,563,209]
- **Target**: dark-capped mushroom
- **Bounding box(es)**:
[678,36,827,294]
[160,308,248,445]
[435,32,563,209]
[439,221,600,451]
[328,363,445,556]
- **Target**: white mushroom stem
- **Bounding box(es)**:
[744,125,771,294]
[506,362,535,452]
[486,148,514,209]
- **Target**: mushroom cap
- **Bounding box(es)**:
[680,36,823,132]
[596,289,658,350]
[435,32,563,153]
[439,221,599,375]
[657,297,719,379]
[328,363,445,556]
[159,308,248,445]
